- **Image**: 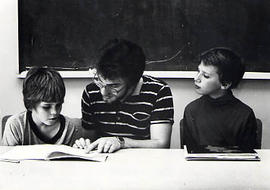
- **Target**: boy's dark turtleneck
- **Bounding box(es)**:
[203,90,237,106]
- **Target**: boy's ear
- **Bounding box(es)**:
[221,82,232,90]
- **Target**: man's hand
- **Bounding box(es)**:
[73,138,91,149]
[86,137,121,153]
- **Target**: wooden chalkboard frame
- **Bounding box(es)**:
[17,69,270,79]
[18,0,270,79]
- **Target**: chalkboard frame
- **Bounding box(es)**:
[17,70,270,79]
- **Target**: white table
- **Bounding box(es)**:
[0,147,269,190]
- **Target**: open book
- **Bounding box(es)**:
[184,145,260,161]
[0,144,108,162]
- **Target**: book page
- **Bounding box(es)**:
[0,144,107,161]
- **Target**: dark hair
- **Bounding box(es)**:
[199,47,245,89]
[96,39,146,85]
[23,67,66,110]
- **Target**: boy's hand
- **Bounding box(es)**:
[86,137,121,153]
[73,138,91,149]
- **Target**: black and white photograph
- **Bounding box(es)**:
[0,0,270,189]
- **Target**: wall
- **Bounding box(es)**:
[1,0,270,148]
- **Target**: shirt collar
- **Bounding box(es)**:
[117,77,143,103]
[131,77,143,96]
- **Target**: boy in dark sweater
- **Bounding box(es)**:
[183,47,257,149]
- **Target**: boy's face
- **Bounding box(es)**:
[94,74,129,103]
[194,61,226,99]
[31,102,62,126]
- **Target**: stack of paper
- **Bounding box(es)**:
[184,145,260,161]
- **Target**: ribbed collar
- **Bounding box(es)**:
[203,90,236,106]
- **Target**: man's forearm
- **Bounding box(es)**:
[122,137,170,149]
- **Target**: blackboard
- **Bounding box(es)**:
[19,0,270,74]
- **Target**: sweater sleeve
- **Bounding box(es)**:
[237,110,257,149]
[183,105,198,148]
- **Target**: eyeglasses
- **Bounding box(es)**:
[93,73,126,95]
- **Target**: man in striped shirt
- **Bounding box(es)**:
[73,39,174,153]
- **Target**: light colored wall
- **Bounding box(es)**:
[1,0,270,148]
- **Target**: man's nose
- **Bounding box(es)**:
[100,87,109,96]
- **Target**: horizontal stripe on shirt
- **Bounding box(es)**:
[81,75,174,139]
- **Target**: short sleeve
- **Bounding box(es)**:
[81,86,97,130]
[2,117,22,145]
[150,84,174,125]
[63,117,80,146]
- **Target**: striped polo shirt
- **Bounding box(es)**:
[81,75,174,140]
